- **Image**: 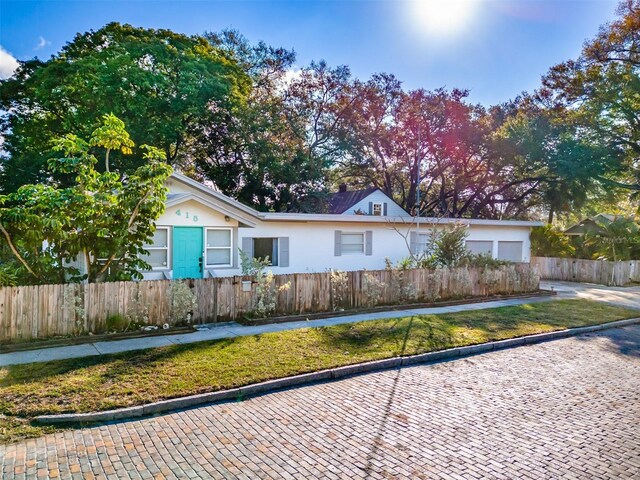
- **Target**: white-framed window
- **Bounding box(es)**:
[341,232,365,254]
[142,227,170,270]
[372,202,383,216]
[253,238,279,266]
[205,228,233,267]
[416,233,431,254]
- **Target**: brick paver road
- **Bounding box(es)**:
[2,326,639,479]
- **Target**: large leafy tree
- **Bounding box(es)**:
[189,31,329,211]
[0,22,249,192]
[0,115,172,285]
[496,100,623,222]
[539,0,640,205]
[332,80,547,218]
[188,32,339,211]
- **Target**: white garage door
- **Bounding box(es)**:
[465,240,493,256]
[497,241,523,262]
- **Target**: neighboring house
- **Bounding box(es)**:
[135,173,542,280]
[326,184,408,217]
[564,213,634,236]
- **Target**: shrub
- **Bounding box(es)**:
[462,253,512,269]
[169,281,197,324]
[105,314,128,332]
[330,269,349,311]
[239,248,290,318]
[530,225,575,257]
[433,223,468,267]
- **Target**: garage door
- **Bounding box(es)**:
[465,240,493,256]
[497,241,523,262]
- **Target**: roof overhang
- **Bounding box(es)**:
[261,212,543,227]
[169,173,262,221]
[165,192,258,227]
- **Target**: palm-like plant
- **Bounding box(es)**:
[584,217,640,262]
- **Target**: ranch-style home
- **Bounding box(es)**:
[138,173,543,280]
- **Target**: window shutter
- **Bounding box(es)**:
[334,231,342,256]
[279,237,290,267]
[241,237,253,260]
[365,231,373,256]
[409,231,417,255]
[383,203,388,216]
[368,202,373,215]
[232,229,239,268]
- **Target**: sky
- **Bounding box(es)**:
[0,0,621,106]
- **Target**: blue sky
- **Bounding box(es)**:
[0,0,619,106]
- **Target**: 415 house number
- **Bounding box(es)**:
[175,209,199,222]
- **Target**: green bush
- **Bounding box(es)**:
[105,314,128,333]
[530,224,575,257]
[462,253,512,268]
[433,223,469,267]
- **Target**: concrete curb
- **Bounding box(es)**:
[33,317,640,425]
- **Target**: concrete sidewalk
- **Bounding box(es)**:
[0,295,559,367]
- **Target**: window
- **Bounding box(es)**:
[411,232,433,254]
[206,228,232,267]
[253,238,279,266]
[417,233,430,254]
[142,227,169,269]
[372,203,383,216]
[497,241,523,262]
[466,240,493,256]
[341,233,365,254]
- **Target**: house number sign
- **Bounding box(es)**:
[175,209,200,222]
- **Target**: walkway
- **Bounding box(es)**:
[2,324,638,479]
[0,296,558,367]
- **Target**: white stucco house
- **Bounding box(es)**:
[136,173,543,280]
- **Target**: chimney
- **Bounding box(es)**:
[338,183,347,193]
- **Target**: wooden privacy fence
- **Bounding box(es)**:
[532,256,640,286]
[0,264,539,342]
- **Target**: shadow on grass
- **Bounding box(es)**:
[1,300,637,421]
[1,337,240,385]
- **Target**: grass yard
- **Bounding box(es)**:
[1,299,638,444]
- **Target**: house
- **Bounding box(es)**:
[563,213,635,236]
[138,173,542,280]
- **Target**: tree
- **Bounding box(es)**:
[0,22,249,193]
[539,0,640,206]
[191,32,331,211]
[333,81,551,218]
[0,115,172,285]
[496,101,623,222]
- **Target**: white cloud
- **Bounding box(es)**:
[35,36,51,50]
[0,46,19,80]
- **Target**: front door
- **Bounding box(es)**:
[173,227,203,279]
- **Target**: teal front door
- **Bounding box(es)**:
[173,227,203,279]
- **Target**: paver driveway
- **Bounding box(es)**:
[2,325,639,480]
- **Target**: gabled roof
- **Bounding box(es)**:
[165,191,258,227]
[564,213,635,236]
[326,187,379,214]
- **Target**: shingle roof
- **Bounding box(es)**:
[326,187,379,214]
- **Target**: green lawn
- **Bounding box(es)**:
[1,299,637,444]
